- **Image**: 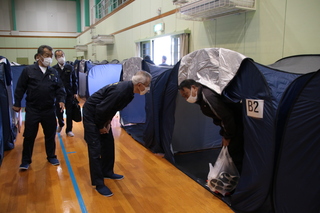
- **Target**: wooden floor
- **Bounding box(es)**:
[0,110,234,213]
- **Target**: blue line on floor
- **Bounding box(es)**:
[58,133,88,213]
[67,151,76,154]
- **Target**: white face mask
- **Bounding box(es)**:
[57,57,65,64]
[41,56,52,67]
[139,84,150,95]
[186,87,198,103]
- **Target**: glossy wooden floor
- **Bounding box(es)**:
[0,113,234,213]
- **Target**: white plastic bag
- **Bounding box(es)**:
[207,146,240,196]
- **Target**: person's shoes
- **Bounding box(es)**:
[48,158,60,166]
[19,163,29,170]
[104,174,124,180]
[56,126,63,133]
[67,131,75,137]
[96,185,113,197]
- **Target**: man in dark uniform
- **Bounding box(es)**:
[13,45,66,170]
[178,79,244,174]
[83,70,152,196]
[53,50,78,137]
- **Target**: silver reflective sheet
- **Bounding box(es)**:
[178,48,246,94]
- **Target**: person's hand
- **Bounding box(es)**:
[222,137,231,146]
[99,123,111,134]
[12,106,21,112]
[59,102,65,112]
[74,94,78,100]
[105,123,111,133]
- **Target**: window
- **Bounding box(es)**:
[95,0,128,20]
[140,35,182,66]
[140,41,152,60]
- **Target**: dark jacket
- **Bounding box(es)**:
[83,81,134,129]
[196,85,236,139]
[52,63,78,97]
[14,63,66,109]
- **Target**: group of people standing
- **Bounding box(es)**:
[12,44,153,197]
[12,45,243,197]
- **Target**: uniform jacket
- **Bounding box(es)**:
[83,81,134,129]
[196,85,236,139]
[14,63,66,109]
[52,63,78,97]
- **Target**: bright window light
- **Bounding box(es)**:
[153,36,172,65]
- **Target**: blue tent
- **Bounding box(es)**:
[76,60,95,98]
[222,55,320,212]
[272,55,320,213]
[87,64,123,96]
[120,52,320,213]
[0,57,17,164]
[120,60,176,153]
[120,58,222,163]
[11,65,27,107]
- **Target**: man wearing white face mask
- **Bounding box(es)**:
[178,79,244,174]
[13,45,66,170]
[82,70,151,196]
[53,50,78,137]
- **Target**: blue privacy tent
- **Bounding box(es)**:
[75,60,95,98]
[120,54,227,163]
[222,55,320,212]
[11,65,27,107]
[0,57,17,164]
[120,59,176,156]
[120,52,320,212]
[119,57,146,126]
[87,64,123,96]
[272,55,320,213]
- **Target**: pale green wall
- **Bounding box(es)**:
[1,0,319,65]
[77,0,320,65]
[0,0,78,64]
[0,37,77,64]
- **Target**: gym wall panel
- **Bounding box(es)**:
[0,0,11,31]
[15,0,77,32]
[215,14,246,53]
[283,0,320,56]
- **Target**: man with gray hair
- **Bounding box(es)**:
[82,70,151,196]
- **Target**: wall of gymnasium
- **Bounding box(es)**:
[77,0,320,65]
[0,0,319,65]
[0,0,78,64]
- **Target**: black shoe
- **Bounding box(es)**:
[19,163,29,170]
[96,185,113,197]
[104,173,124,180]
[48,158,60,166]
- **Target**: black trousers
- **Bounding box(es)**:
[22,106,57,164]
[227,103,244,174]
[83,116,115,186]
[228,133,244,175]
[56,96,73,133]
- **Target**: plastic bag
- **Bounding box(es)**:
[207,146,240,196]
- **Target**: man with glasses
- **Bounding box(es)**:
[82,70,152,196]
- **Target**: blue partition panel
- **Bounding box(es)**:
[11,65,27,107]
[87,64,122,96]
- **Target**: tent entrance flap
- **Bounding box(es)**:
[172,94,221,152]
